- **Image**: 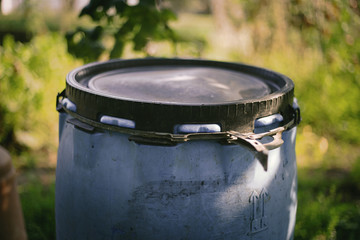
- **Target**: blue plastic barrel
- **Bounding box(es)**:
[56,58,300,240]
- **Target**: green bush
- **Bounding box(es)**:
[0,33,81,156]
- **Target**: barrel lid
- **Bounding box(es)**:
[0,146,12,178]
[87,67,272,104]
[65,58,295,133]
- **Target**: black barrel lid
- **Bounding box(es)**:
[65,58,295,133]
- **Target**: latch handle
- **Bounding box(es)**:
[227,126,286,171]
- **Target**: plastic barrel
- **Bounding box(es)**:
[56,58,300,240]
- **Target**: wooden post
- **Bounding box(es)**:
[0,146,27,240]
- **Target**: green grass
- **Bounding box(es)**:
[296,166,360,240]
[19,179,55,240]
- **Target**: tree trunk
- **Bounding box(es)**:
[63,0,76,12]
[210,0,235,34]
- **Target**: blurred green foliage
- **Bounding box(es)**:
[66,0,177,62]
[289,0,360,144]
[226,0,360,145]
[0,14,32,44]
[0,33,81,155]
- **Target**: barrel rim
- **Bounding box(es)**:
[64,58,295,132]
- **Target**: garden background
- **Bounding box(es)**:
[0,0,359,239]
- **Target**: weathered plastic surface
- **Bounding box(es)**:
[87,66,272,104]
[0,146,27,240]
[56,113,297,240]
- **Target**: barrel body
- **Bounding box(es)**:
[55,113,297,240]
